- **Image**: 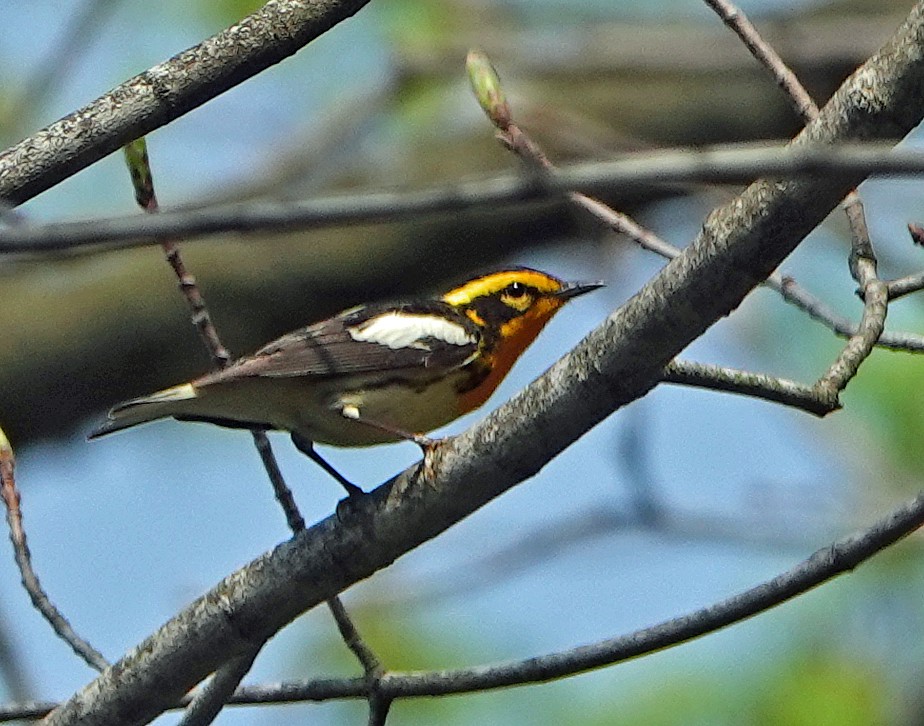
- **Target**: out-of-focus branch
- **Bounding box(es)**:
[5,143,924,253]
[9,0,123,134]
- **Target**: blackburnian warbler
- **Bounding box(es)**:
[90,268,602,495]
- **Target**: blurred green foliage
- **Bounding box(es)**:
[845,350,924,481]
[194,0,264,25]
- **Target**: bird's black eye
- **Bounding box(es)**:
[504,282,528,298]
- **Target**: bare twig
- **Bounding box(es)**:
[249,432,306,533]
[5,142,924,254]
[234,488,924,701]
[328,598,391,725]
[701,0,873,264]
[886,271,924,300]
[703,0,818,120]
[704,0,888,388]
[0,427,108,672]
[123,139,286,725]
[579,190,924,352]
[662,359,839,416]
[815,211,888,394]
[0,0,375,205]
[123,140,231,367]
[177,646,262,726]
[774,275,923,351]
[466,50,907,415]
[123,139,304,531]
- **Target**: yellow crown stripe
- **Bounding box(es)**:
[441,269,563,306]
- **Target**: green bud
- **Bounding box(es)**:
[466,49,511,130]
[123,137,155,209]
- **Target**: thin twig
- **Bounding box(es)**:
[122,138,303,531]
[774,274,923,351]
[177,646,262,726]
[122,141,231,367]
[886,270,924,300]
[702,0,818,120]
[249,432,306,533]
[0,428,108,672]
[662,359,839,416]
[466,49,911,417]
[328,598,391,725]
[6,142,924,254]
[815,211,888,394]
[123,139,289,725]
[703,0,888,388]
[703,0,873,278]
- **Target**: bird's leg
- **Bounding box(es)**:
[338,405,443,486]
[339,405,437,455]
[291,433,364,498]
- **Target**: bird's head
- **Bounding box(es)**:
[442,267,603,349]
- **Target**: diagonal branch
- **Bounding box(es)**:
[176,647,262,726]
[703,0,889,394]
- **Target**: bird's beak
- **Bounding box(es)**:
[555,280,605,301]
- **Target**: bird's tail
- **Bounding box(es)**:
[88,384,198,439]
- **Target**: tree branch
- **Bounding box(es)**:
[5,143,924,252]
[121,131,384,725]
[176,646,261,726]
[661,360,839,416]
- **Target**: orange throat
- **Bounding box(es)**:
[457,300,561,413]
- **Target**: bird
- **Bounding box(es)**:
[89,267,603,496]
